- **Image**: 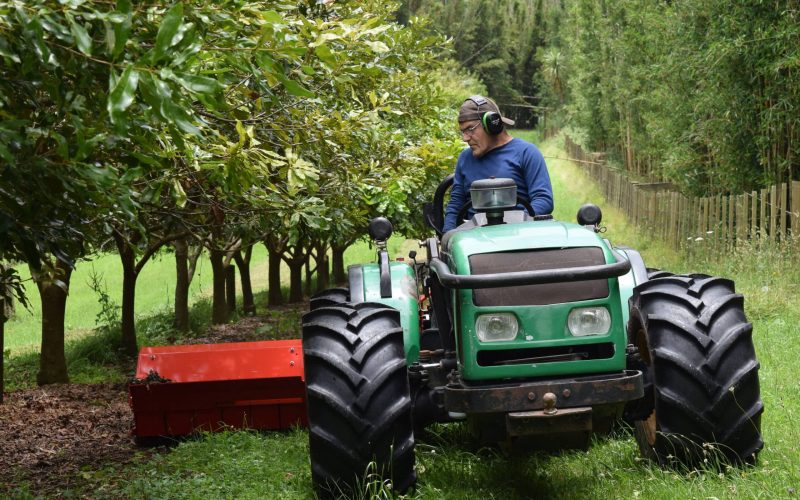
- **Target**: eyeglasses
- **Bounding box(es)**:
[459,122,481,138]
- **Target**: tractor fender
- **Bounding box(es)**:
[614,246,648,331]
[348,262,421,364]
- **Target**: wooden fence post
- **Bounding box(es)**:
[760,188,769,243]
[792,181,800,239]
[770,185,778,242]
[779,183,788,241]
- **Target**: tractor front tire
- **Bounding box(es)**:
[302,303,416,496]
[628,274,763,467]
[309,287,350,311]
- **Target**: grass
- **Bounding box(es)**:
[6,132,800,498]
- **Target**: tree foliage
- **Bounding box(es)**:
[537,0,800,195]
[1,0,465,375]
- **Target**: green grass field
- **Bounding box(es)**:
[7,132,800,498]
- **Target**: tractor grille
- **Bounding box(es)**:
[469,247,609,306]
[477,342,615,367]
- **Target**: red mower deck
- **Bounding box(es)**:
[129,339,306,438]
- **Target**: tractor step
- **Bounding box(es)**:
[128,339,306,439]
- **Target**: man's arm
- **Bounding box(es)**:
[523,145,554,216]
[443,164,467,232]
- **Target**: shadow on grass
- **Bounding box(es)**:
[415,421,637,499]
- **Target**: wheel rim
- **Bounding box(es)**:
[643,411,657,446]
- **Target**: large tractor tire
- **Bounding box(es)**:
[301,303,416,496]
[309,287,350,311]
[628,274,763,467]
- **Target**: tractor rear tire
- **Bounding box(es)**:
[628,274,763,467]
[309,287,350,311]
[302,303,416,496]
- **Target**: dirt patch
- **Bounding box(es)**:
[0,303,309,496]
[0,383,138,496]
[184,304,305,345]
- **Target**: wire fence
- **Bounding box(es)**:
[564,136,800,249]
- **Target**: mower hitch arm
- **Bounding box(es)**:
[429,250,631,289]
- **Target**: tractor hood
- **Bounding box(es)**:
[437,220,629,288]
[443,219,606,259]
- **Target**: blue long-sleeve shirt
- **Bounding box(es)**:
[443,138,554,231]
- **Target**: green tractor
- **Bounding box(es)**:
[301,177,763,495]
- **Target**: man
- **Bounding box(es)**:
[443,95,554,232]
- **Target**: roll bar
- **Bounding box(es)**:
[429,249,631,289]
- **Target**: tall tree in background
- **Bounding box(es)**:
[537,0,800,195]
[401,0,552,127]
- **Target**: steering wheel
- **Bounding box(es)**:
[425,174,455,238]
[455,196,535,225]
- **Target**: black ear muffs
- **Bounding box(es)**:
[481,111,504,135]
[467,95,504,135]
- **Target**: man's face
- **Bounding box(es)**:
[459,120,491,157]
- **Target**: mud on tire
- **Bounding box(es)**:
[301,302,415,496]
[628,274,763,467]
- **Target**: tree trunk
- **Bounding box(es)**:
[283,245,309,303]
[288,259,305,303]
[114,229,186,355]
[1,297,5,404]
[304,255,314,297]
[3,293,13,320]
[209,248,228,324]
[233,248,255,315]
[332,243,347,285]
[315,242,330,292]
[173,239,190,333]
[225,265,236,315]
[119,249,138,356]
[267,247,284,306]
[36,258,72,385]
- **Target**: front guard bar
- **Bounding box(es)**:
[429,249,631,289]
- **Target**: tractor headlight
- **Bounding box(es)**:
[476,313,518,342]
[567,307,611,336]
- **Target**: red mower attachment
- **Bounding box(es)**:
[129,339,307,440]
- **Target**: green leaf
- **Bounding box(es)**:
[154,3,184,63]
[0,143,12,163]
[68,17,92,56]
[0,38,21,63]
[173,73,223,95]
[173,179,187,208]
[314,45,336,66]
[110,0,132,60]
[365,40,390,54]
[107,66,139,125]
[260,10,284,24]
[153,78,201,135]
[281,79,314,98]
[309,32,342,48]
